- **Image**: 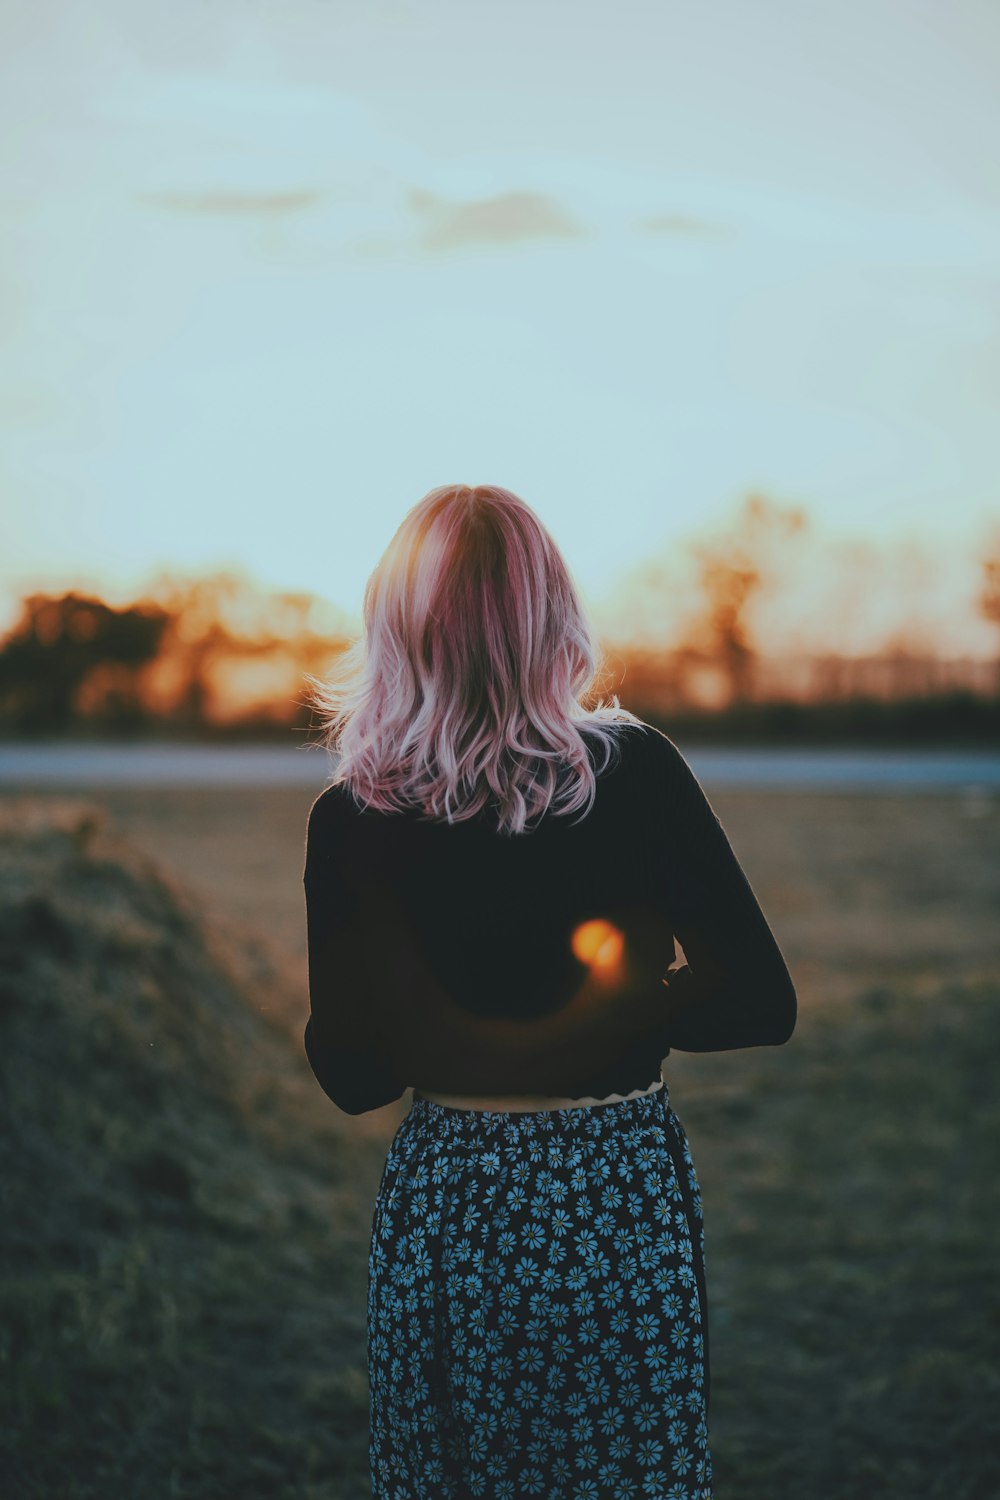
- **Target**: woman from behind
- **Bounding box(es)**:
[302,483,797,1500]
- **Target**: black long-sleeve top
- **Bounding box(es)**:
[302,720,797,1115]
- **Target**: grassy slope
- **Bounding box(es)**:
[1,790,998,1498]
[0,800,385,1499]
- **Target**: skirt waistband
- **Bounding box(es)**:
[413,1075,664,1114]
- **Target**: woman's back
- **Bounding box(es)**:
[303,718,796,1108]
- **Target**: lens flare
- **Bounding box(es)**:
[571,918,625,972]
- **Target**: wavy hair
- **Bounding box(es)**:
[304,483,642,835]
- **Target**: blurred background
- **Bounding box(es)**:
[1,3,998,1498]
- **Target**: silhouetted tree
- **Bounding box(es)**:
[0,592,169,733]
[683,494,807,705]
[144,570,353,730]
[978,554,1000,695]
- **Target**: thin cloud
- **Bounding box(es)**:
[410,189,586,251]
[639,213,727,236]
[139,190,321,217]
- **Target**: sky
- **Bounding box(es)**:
[1,0,999,655]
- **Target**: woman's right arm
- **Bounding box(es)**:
[645,728,798,1052]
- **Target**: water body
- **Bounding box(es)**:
[0,742,998,792]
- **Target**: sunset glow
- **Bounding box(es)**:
[2,2,999,663]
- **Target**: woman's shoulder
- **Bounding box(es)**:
[306,776,418,845]
[306,777,362,834]
[303,778,396,888]
[605,720,708,814]
[608,717,687,771]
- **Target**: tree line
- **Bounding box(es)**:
[2,499,998,740]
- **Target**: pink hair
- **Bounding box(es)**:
[305,483,641,835]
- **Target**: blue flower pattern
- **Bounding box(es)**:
[368,1086,713,1498]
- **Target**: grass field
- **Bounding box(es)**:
[1,780,998,1498]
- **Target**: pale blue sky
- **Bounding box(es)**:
[2,0,998,652]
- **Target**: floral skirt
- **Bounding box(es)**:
[367,1083,713,1500]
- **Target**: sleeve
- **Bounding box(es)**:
[648,729,797,1051]
[302,788,407,1116]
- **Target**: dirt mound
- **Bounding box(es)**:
[0,797,303,1218]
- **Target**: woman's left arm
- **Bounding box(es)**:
[302,791,407,1115]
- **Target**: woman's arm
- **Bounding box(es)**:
[302,1015,405,1116]
[646,729,798,1052]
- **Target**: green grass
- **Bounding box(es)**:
[671,983,1000,1498]
[1,794,998,1498]
[0,799,385,1498]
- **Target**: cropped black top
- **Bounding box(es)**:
[302,720,796,1114]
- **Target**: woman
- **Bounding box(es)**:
[302,483,797,1500]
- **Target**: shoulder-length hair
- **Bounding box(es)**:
[304,483,642,835]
